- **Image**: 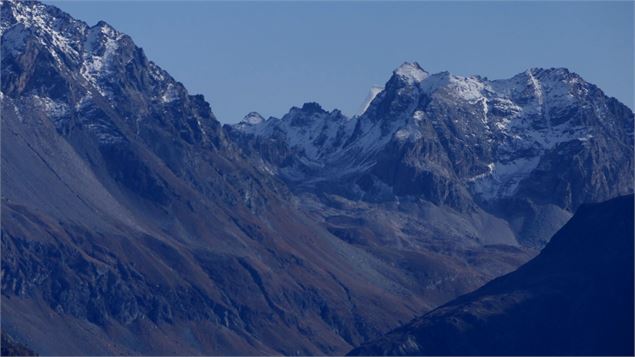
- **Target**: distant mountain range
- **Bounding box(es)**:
[349,194,634,356]
[1,0,633,355]
[229,61,633,247]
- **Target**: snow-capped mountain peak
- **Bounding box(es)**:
[1,0,84,62]
[231,61,633,213]
[242,111,265,125]
[1,0,220,147]
[394,61,429,84]
[359,85,384,114]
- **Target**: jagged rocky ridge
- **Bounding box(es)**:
[229,61,634,247]
[348,194,634,356]
[1,0,632,355]
[0,1,512,354]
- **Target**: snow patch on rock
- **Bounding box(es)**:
[81,23,122,97]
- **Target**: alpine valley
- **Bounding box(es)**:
[1,1,633,355]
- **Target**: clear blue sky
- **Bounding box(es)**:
[48,1,634,123]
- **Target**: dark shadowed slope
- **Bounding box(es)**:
[349,194,634,356]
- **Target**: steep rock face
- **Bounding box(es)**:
[230,62,634,246]
[0,2,497,355]
[348,194,634,356]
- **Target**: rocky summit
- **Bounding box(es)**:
[230,61,634,247]
[1,0,633,355]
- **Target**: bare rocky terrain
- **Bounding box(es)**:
[1,1,633,355]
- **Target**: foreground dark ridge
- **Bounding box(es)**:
[349,194,635,356]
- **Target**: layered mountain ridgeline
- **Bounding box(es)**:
[349,194,634,356]
[1,0,633,356]
[229,62,634,248]
[0,1,495,354]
